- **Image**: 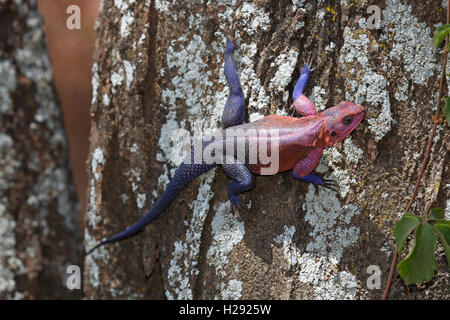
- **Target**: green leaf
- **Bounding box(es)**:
[394,214,421,254]
[428,208,443,220]
[432,24,450,49]
[397,223,437,285]
[444,97,450,125]
[433,221,450,267]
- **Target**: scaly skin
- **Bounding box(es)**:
[86,40,365,254]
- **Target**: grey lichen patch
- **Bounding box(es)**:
[123,60,135,90]
[340,22,392,142]
[136,193,147,209]
[269,49,299,103]
[311,86,328,112]
[0,209,17,296]
[237,42,270,114]
[206,201,245,278]
[219,279,243,300]
[206,201,245,300]
[0,61,17,114]
[271,220,360,300]
[0,134,20,190]
[91,63,100,104]
[130,169,147,209]
[297,253,358,300]
[316,145,357,199]
[394,81,409,103]
[292,0,312,12]
[382,0,436,86]
[15,11,63,132]
[84,229,110,289]
[273,225,301,271]
[166,171,216,300]
[0,134,21,298]
[111,71,124,88]
[303,186,360,262]
[298,186,361,299]
[87,148,105,229]
[343,138,363,165]
[236,2,270,36]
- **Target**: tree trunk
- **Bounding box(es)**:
[84,0,449,299]
[0,0,82,299]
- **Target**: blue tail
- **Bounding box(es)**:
[86,162,216,255]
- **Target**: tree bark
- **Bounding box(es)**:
[84,0,449,299]
[0,0,82,299]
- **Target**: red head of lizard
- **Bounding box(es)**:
[319,101,365,147]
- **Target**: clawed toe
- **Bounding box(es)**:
[322,178,338,192]
[325,185,338,192]
[304,53,316,71]
[232,204,241,219]
[323,178,338,186]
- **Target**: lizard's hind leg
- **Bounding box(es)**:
[222,157,252,208]
[221,40,245,129]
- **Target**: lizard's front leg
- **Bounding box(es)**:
[292,64,317,117]
[292,148,337,190]
[221,40,245,129]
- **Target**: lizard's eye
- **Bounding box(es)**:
[331,131,337,137]
[343,115,353,125]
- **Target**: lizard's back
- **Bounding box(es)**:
[206,114,324,174]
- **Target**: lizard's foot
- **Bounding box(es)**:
[321,177,338,192]
[304,52,316,72]
[231,203,241,219]
[295,173,339,193]
[229,192,240,207]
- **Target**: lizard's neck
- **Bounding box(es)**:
[308,116,328,148]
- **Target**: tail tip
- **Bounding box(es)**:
[85,240,108,256]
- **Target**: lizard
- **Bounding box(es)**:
[86,40,365,255]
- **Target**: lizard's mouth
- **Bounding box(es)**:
[354,109,366,124]
[343,110,365,137]
[332,108,366,145]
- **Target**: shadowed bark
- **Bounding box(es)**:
[84,0,449,299]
